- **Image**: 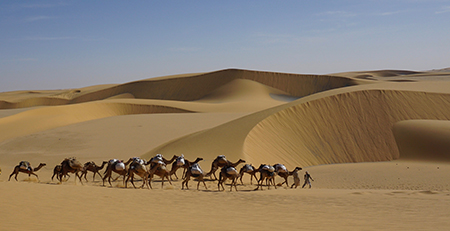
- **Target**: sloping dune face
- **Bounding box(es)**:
[244,88,450,168]
[0,102,192,142]
[393,120,450,161]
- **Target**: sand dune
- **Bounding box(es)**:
[393,120,450,161]
[2,68,450,230]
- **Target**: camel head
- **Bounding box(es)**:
[294,167,303,171]
[194,157,203,163]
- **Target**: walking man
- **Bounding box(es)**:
[302,171,314,188]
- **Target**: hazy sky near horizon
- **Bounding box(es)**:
[1,0,449,92]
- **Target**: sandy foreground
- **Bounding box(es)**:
[1,69,450,230]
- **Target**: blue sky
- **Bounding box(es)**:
[1,0,449,92]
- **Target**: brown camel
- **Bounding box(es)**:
[125,157,150,189]
[181,161,207,190]
[103,158,133,187]
[80,161,108,182]
[59,157,84,183]
[254,164,277,190]
[273,164,302,187]
[8,161,46,181]
[205,155,245,180]
[149,154,177,165]
[238,164,259,185]
[147,160,172,189]
[218,164,240,191]
[51,164,70,181]
[169,155,203,180]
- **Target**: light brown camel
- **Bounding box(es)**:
[147,161,172,189]
[238,164,259,185]
[205,155,245,180]
[254,164,277,190]
[169,155,203,180]
[102,158,133,187]
[290,167,303,189]
[181,161,207,190]
[218,164,240,191]
[273,164,302,187]
[51,164,69,181]
[8,161,46,181]
[80,161,108,182]
[59,157,84,184]
[125,157,150,189]
[149,154,177,165]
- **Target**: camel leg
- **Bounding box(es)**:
[166,175,172,185]
[181,168,187,180]
[76,172,83,185]
[29,172,39,181]
[130,174,137,189]
[148,177,153,189]
[141,175,148,189]
[125,172,132,188]
[108,174,113,186]
[182,174,190,190]
[239,174,244,185]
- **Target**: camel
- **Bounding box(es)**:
[51,164,67,181]
[254,164,277,190]
[218,164,240,191]
[80,161,108,182]
[103,158,133,187]
[147,160,172,189]
[181,161,207,190]
[59,157,84,183]
[149,154,177,165]
[273,164,302,187]
[205,155,245,180]
[169,155,203,180]
[8,161,46,181]
[238,164,259,185]
[125,157,150,189]
[290,167,303,189]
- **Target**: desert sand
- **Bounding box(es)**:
[1,68,450,230]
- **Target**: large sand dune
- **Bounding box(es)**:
[1,68,450,230]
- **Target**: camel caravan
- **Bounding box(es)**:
[7,154,305,191]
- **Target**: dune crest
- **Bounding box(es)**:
[0,69,355,109]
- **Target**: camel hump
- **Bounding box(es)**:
[190,163,203,175]
[19,161,31,170]
[217,155,228,164]
[68,158,82,169]
[151,154,163,164]
[176,155,185,166]
[226,167,238,175]
[243,164,254,172]
[262,165,275,172]
[115,162,126,171]
[275,164,287,173]
[132,157,145,165]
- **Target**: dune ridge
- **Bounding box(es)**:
[244,89,450,168]
[0,69,355,109]
[0,102,192,142]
